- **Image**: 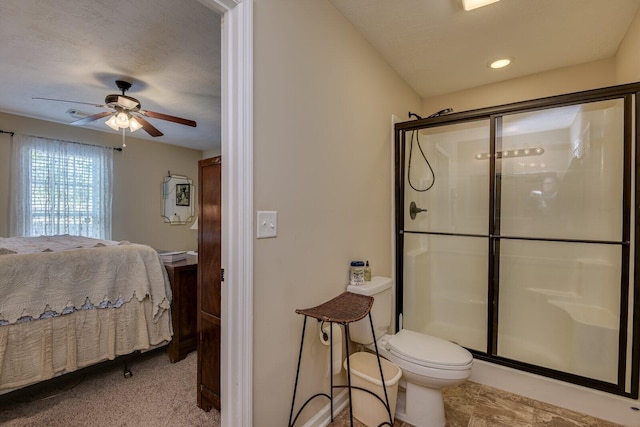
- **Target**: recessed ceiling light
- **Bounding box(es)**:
[490,58,511,69]
[459,0,500,11]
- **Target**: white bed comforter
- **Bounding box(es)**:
[0,235,172,324]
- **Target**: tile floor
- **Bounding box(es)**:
[328,381,624,427]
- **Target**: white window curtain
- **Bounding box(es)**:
[10,134,113,239]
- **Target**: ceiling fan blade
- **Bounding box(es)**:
[134,115,164,137]
[140,110,197,127]
[70,111,114,126]
[33,97,107,109]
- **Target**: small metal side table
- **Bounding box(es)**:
[288,291,393,427]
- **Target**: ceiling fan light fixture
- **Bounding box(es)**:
[459,0,499,11]
[129,117,142,132]
[37,80,194,139]
[116,112,130,128]
[105,115,120,131]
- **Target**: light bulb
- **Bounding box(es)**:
[129,117,142,132]
[105,115,119,131]
[116,112,130,128]
[490,58,511,69]
[460,0,500,10]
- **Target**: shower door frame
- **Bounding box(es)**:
[394,82,640,398]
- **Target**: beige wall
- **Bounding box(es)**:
[0,112,200,251]
[252,0,421,425]
[617,6,640,84]
[421,5,640,117]
[422,58,617,116]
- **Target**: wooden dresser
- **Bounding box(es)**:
[163,256,198,363]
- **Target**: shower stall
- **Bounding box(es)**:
[394,83,640,397]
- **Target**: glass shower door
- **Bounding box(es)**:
[402,120,490,352]
[397,84,640,397]
[496,99,626,383]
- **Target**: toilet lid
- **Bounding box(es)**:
[386,329,473,369]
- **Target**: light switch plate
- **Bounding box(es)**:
[257,211,277,238]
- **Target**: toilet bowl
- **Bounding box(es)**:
[347,277,473,427]
[372,330,472,426]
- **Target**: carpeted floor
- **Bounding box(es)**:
[0,348,220,427]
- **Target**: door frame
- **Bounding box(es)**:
[195,1,253,425]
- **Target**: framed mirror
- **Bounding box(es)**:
[162,175,195,224]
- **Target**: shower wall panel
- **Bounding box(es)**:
[403,121,490,235]
[402,234,488,352]
[497,240,621,383]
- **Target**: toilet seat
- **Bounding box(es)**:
[384,329,473,371]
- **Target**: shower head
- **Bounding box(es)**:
[427,108,453,119]
[408,109,453,121]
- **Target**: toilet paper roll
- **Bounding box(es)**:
[320,323,342,375]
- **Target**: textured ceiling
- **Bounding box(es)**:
[2,0,639,152]
[0,0,221,151]
[329,0,640,98]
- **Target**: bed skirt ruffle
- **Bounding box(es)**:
[0,297,172,392]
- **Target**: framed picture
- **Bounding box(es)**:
[161,175,195,224]
[176,184,190,206]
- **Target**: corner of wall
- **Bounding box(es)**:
[616,6,640,84]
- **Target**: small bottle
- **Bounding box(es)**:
[364,261,371,281]
[350,261,365,286]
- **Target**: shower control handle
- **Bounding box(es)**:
[409,201,427,220]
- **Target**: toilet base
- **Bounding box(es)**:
[395,382,446,427]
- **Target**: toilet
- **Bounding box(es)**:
[347,276,473,427]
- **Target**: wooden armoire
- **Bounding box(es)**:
[197,156,222,411]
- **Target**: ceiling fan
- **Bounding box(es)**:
[33,80,197,138]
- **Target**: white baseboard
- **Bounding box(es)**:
[301,390,349,427]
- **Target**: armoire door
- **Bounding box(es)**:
[197,156,222,411]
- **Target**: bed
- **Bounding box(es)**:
[0,235,173,393]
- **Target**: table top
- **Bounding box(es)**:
[162,255,198,268]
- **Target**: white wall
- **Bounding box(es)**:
[252,0,421,425]
[0,112,201,251]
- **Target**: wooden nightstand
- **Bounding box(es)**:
[163,256,198,363]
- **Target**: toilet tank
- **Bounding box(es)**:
[347,276,393,345]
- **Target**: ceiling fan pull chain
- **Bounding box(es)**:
[122,128,126,148]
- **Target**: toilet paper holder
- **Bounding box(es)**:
[321,321,329,342]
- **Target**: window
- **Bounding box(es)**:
[11,135,113,239]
